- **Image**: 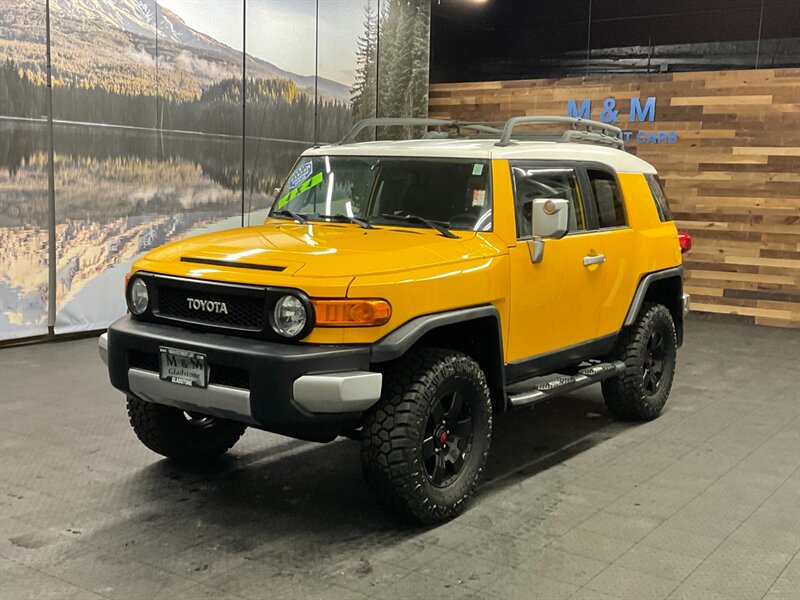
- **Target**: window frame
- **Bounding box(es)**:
[509,160,593,241]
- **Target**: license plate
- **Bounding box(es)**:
[159,347,209,388]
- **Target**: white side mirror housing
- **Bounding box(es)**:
[528,198,569,264]
[531,198,569,240]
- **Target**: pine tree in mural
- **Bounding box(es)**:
[351,2,378,126]
[351,0,431,140]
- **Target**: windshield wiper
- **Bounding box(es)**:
[272,209,308,224]
[380,214,458,239]
[315,213,375,229]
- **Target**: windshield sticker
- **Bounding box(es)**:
[472,189,486,207]
[276,172,324,209]
[287,161,314,189]
[472,163,484,176]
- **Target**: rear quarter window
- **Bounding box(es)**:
[587,169,626,228]
[645,174,673,222]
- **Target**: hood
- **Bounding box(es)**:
[141,221,502,279]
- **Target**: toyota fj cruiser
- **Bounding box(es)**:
[100,116,691,524]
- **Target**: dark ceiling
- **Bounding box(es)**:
[430,0,800,82]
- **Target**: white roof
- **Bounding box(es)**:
[303,139,657,174]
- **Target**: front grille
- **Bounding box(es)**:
[131,272,313,341]
[156,285,266,330]
[128,349,250,390]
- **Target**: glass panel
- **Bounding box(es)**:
[512,167,585,238]
[0,0,50,339]
[645,174,673,222]
[588,169,626,229]
[243,0,316,224]
[153,0,245,276]
[275,156,493,231]
[49,0,159,333]
[318,0,378,142]
[430,0,590,82]
[377,0,431,139]
[589,0,762,75]
[758,0,800,69]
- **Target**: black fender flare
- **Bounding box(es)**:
[370,305,507,410]
[370,305,502,363]
[623,266,685,346]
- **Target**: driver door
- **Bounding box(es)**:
[505,163,606,368]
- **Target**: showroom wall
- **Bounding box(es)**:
[0,0,431,342]
[429,1,799,329]
[429,69,800,329]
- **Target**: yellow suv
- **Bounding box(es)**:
[100,116,691,524]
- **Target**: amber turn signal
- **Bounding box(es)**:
[312,299,391,326]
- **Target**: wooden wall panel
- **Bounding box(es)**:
[429,68,800,328]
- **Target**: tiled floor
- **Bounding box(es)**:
[1,316,798,599]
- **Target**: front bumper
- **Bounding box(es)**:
[100,316,382,441]
[682,292,691,317]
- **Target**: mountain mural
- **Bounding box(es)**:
[0,0,350,103]
[1,0,431,341]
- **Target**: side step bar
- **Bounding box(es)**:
[508,361,625,409]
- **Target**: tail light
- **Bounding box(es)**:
[678,231,692,254]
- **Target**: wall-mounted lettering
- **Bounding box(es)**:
[566,96,676,144]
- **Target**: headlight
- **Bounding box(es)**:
[129,277,149,315]
[272,295,307,337]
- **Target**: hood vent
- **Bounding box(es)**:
[180,257,287,272]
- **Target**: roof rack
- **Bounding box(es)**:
[337,116,624,150]
[337,118,502,145]
[495,116,624,149]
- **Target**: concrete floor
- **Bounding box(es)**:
[0,316,798,600]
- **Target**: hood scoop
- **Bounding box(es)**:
[180,256,287,272]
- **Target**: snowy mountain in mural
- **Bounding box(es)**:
[1,0,350,102]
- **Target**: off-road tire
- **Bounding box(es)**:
[602,302,677,421]
[127,396,246,463]
[360,348,492,524]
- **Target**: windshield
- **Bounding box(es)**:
[271,156,492,232]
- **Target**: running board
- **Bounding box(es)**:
[507,361,625,409]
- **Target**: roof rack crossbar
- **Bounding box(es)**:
[495,116,624,149]
[338,118,506,145]
[338,118,456,144]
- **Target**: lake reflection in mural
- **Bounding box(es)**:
[1,120,304,335]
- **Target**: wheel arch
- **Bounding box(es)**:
[370,306,507,413]
[624,267,684,346]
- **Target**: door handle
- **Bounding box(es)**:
[583,254,606,267]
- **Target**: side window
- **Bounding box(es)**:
[511,167,586,239]
[645,174,673,222]
[587,169,626,228]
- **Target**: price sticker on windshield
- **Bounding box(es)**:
[287,161,313,189]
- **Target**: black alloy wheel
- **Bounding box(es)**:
[642,329,668,396]
[360,348,492,524]
[601,302,678,421]
[423,389,475,487]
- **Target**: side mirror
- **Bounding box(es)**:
[528,198,569,264]
[531,198,569,240]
